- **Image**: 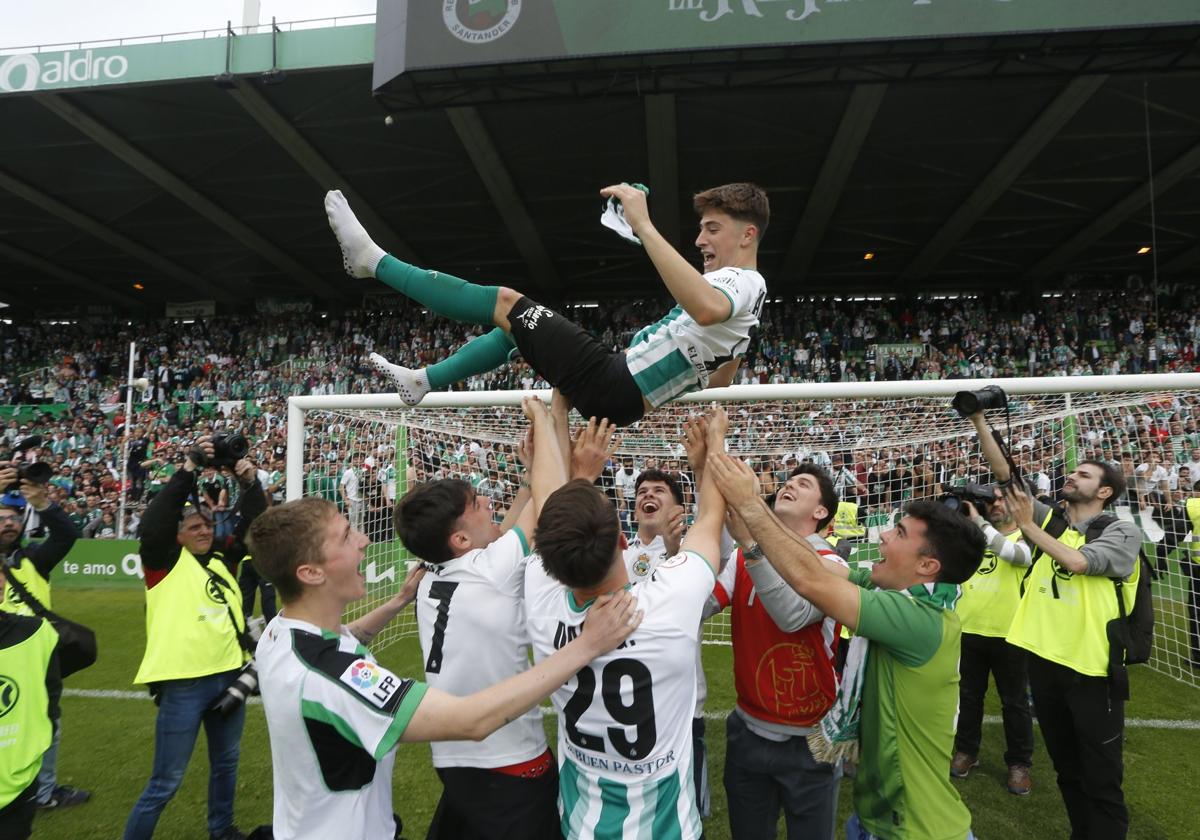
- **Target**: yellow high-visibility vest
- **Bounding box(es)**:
[134,548,247,685]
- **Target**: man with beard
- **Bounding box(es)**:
[970,412,1142,839]
[0,465,83,811]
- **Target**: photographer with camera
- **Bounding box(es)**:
[0,564,62,840]
[123,433,265,840]
[0,441,84,812]
[945,485,1035,796]
[963,388,1142,840]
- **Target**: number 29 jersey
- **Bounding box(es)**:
[524,550,715,840]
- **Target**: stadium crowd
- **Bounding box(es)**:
[2,287,1200,541]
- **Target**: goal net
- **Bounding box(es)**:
[287,374,1200,689]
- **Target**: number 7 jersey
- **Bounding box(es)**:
[524,550,715,840]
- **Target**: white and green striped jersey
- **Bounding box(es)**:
[524,550,716,840]
[624,267,766,408]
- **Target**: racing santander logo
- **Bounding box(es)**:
[443,0,521,44]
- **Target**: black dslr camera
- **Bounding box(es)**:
[189,432,249,470]
[2,435,54,493]
[211,660,258,715]
[951,385,1007,418]
[940,483,997,517]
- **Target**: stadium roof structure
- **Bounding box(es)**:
[0,9,1198,315]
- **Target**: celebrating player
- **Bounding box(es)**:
[325,183,768,424]
[246,488,642,840]
[522,405,730,838]
[391,396,565,839]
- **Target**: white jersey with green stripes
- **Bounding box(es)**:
[624,267,766,408]
[524,550,716,840]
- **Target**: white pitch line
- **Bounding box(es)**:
[63,689,1200,730]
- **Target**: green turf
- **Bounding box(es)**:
[32,589,1200,839]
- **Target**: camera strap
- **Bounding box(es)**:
[184,485,255,657]
[194,555,256,657]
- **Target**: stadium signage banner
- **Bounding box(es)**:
[376,0,1200,82]
[49,540,145,589]
[165,300,216,318]
[0,25,374,96]
[0,51,128,92]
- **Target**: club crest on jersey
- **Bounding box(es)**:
[341,659,405,710]
[632,554,651,577]
[443,0,521,45]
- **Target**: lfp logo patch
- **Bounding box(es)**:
[340,658,405,711]
[347,660,379,690]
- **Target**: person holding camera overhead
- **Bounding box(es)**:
[0,444,84,812]
[948,486,1035,796]
[964,389,1142,840]
[123,433,266,840]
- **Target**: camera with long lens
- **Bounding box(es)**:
[211,660,258,715]
[189,432,249,470]
[951,385,1008,418]
[939,483,997,517]
[1,435,54,494]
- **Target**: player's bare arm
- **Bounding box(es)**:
[600,183,731,326]
[524,396,569,521]
[401,590,643,742]
[708,452,861,631]
[680,407,730,575]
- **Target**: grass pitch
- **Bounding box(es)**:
[33,589,1200,839]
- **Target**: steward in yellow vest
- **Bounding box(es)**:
[0,568,60,839]
[832,500,866,540]
[971,410,1140,838]
[124,437,266,840]
[952,493,1036,794]
[0,475,80,618]
[0,467,82,811]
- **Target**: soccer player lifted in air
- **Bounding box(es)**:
[325,183,768,425]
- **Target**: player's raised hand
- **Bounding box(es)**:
[522,395,550,423]
[390,562,426,611]
[571,417,618,483]
[707,452,761,515]
[600,183,651,233]
[705,405,730,446]
[580,590,644,655]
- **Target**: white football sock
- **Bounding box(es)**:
[369,352,431,406]
[325,190,386,279]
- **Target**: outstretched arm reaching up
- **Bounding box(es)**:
[681,407,729,575]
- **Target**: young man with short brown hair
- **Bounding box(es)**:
[327,182,768,423]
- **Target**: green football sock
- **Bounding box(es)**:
[375,255,499,325]
[426,328,517,390]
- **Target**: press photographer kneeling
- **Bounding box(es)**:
[124,433,265,840]
[963,388,1144,840]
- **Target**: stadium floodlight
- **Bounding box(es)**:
[287,374,1200,691]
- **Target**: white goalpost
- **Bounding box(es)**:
[287,373,1200,689]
